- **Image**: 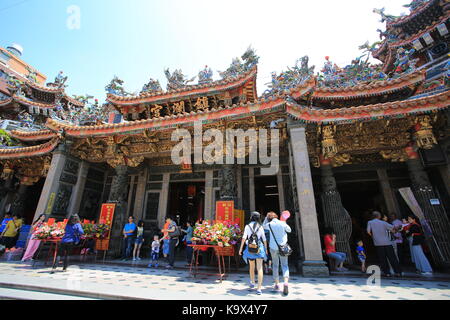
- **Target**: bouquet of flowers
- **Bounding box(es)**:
[92,223,110,239]
[81,223,95,239]
[192,220,242,247]
[33,224,65,240]
[33,224,52,240]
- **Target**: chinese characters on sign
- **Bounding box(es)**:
[97,203,116,250]
[215,201,234,222]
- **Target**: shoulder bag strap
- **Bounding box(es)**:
[268,224,281,248]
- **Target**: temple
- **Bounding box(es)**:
[0,1,449,276]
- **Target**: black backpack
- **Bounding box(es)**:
[247,223,261,254]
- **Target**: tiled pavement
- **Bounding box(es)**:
[0,261,449,300]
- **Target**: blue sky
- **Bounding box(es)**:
[1,0,409,102]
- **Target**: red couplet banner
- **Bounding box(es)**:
[215,201,234,222]
[97,203,116,251]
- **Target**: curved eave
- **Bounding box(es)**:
[287,90,449,123]
[0,138,59,159]
[391,14,450,49]
[62,95,85,108]
[46,96,286,137]
[13,94,55,109]
[388,0,440,28]
[107,66,258,106]
[312,70,425,100]
[287,77,317,99]
[0,98,13,107]
[9,129,57,141]
[28,81,64,94]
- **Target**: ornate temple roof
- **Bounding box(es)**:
[107,66,257,106]
[388,0,442,27]
[288,89,449,123]
[312,70,425,101]
[0,137,59,159]
[9,129,56,142]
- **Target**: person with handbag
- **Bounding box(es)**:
[239,211,267,295]
[263,211,292,296]
[162,216,179,269]
[51,214,84,273]
[405,215,432,275]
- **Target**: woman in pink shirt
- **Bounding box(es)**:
[22,214,46,262]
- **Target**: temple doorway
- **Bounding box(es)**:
[254,175,280,216]
[338,181,384,263]
[167,181,205,227]
[23,178,45,224]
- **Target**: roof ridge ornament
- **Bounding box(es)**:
[105,76,131,96]
[219,46,259,80]
[164,68,196,91]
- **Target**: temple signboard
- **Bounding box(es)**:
[97,203,116,251]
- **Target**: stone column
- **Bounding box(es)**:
[67,161,89,215]
[133,168,148,220]
[277,168,285,211]
[204,170,214,220]
[406,152,450,265]
[377,168,399,214]
[249,167,256,212]
[33,147,67,222]
[108,165,129,258]
[289,125,329,277]
[320,161,353,264]
[157,173,170,228]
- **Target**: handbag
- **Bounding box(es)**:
[268,224,293,257]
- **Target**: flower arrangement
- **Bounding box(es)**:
[192,220,242,247]
[92,224,110,239]
[33,224,65,240]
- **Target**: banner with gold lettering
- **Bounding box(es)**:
[96,203,116,251]
[215,201,234,222]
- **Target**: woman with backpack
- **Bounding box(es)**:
[239,211,268,295]
[51,214,84,273]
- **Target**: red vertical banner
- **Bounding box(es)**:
[215,201,234,223]
[97,203,116,251]
[234,209,244,231]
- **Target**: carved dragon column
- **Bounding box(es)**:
[405,146,450,266]
[320,158,353,264]
[219,164,237,202]
[107,165,129,258]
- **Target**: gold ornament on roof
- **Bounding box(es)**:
[150,104,163,118]
[194,97,209,112]
[1,162,14,180]
[321,125,338,159]
[172,101,185,114]
[414,115,437,150]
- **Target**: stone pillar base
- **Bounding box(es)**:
[301,260,330,277]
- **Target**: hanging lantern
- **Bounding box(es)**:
[321,125,338,159]
[414,115,437,149]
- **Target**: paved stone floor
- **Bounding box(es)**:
[0,261,449,300]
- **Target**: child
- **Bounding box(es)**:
[356,240,366,273]
[148,235,161,268]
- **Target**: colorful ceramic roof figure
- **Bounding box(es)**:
[372,0,449,72]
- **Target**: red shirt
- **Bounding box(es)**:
[324,235,336,255]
